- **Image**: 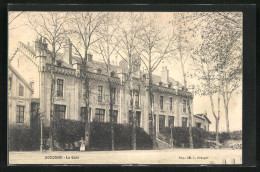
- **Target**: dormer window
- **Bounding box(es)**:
[159,82,163,86]
[111,71,115,77]
[57,61,62,67]
[97,69,102,74]
[168,83,172,88]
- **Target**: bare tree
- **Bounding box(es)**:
[169,13,196,148]
[116,13,144,150]
[139,14,175,149]
[9,12,24,30]
[28,12,69,151]
[67,12,105,150]
[92,12,121,151]
[194,12,242,133]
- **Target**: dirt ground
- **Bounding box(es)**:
[9,148,242,165]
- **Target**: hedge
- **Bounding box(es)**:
[159,127,212,148]
[9,124,49,151]
[52,119,153,151]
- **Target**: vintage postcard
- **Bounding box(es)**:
[8,10,242,165]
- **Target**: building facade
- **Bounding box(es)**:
[9,38,200,134]
[193,113,211,131]
[8,65,33,125]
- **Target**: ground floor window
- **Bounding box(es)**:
[182,117,188,127]
[196,122,201,128]
[80,107,91,122]
[168,116,174,128]
[159,115,165,133]
[110,110,118,123]
[54,105,66,119]
[136,111,141,127]
[95,108,105,122]
[149,114,156,134]
[16,105,24,123]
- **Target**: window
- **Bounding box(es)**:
[97,69,102,74]
[159,115,165,133]
[196,123,201,128]
[135,91,140,108]
[19,83,24,96]
[57,61,62,67]
[136,111,141,127]
[80,107,91,122]
[57,79,64,97]
[182,99,187,113]
[160,96,164,110]
[170,97,173,111]
[54,105,66,119]
[110,110,118,123]
[111,71,115,77]
[182,117,188,127]
[16,105,24,123]
[95,108,105,122]
[8,77,12,90]
[111,88,116,104]
[98,86,103,102]
[168,116,174,127]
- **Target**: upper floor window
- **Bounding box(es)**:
[182,99,187,113]
[111,88,116,104]
[19,83,24,96]
[160,96,164,110]
[16,105,24,123]
[98,86,103,102]
[8,77,12,90]
[57,79,64,97]
[135,91,140,108]
[54,104,66,119]
[170,97,173,111]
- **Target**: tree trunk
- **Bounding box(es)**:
[216,119,220,146]
[49,69,55,151]
[129,59,136,150]
[187,99,193,148]
[225,105,230,133]
[148,71,157,149]
[223,94,230,133]
[108,79,115,151]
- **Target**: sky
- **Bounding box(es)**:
[8,12,242,132]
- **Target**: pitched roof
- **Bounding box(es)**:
[194,113,211,124]
[8,64,33,92]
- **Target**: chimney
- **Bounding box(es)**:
[63,38,72,65]
[161,66,169,84]
[34,36,48,53]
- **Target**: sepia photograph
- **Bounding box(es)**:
[8,10,243,165]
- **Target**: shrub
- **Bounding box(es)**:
[160,127,212,148]
[53,118,84,149]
